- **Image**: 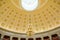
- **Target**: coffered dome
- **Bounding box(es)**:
[0,0,60,36]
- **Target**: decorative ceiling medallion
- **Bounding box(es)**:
[11,0,48,11]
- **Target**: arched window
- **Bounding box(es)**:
[12,37,18,40]
[43,36,50,40]
[36,37,41,40]
[0,34,1,39]
[3,35,10,40]
[52,34,59,40]
[28,38,33,40]
[20,38,26,40]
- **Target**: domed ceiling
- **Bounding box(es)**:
[0,0,60,35]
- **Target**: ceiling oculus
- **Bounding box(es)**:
[21,0,39,11]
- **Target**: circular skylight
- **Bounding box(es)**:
[21,0,38,11]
